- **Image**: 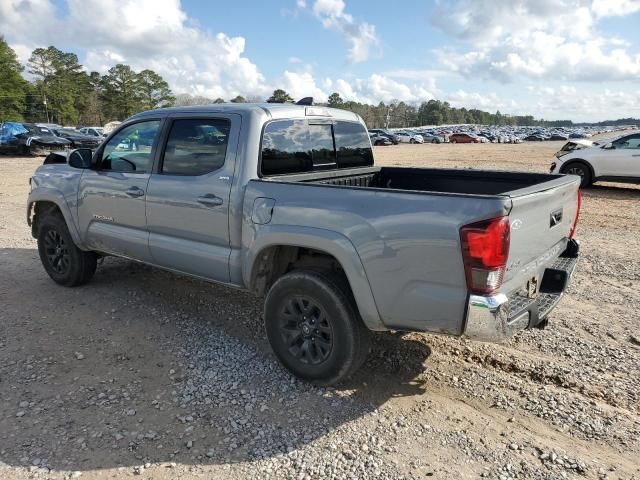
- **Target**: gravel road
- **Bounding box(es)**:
[0,140,638,480]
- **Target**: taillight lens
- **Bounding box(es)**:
[569,190,581,239]
[460,216,510,295]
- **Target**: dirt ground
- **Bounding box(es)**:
[0,139,638,480]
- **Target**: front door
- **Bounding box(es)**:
[77,120,163,261]
[600,133,640,178]
[145,115,240,283]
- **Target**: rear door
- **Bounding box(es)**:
[504,176,580,288]
[77,119,163,260]
[145,114,240,283]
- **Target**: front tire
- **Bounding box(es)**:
[264,270,370,386]
[561,161,592,188]
[37,214,97,287]
[409,138,416,144]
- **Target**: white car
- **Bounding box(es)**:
[395,131,424,144]
[550,132,640,187]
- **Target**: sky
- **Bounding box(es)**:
[1,0,639,122]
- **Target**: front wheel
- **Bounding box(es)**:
[37,214,97,286]
[409,138,416,144]
[264,270,370,386]
[561,162,592,188]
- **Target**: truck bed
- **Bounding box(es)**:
[273,166,566,197]
[253,165,580,333]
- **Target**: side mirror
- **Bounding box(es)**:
[68,148,94,169]
[602,143,614,149]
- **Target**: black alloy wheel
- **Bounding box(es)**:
[278,295,333,365]
[43,229,70,275]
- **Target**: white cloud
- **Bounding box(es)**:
[592,0,640,17]
[310,0,380,62]
[432,0,640,82]
[523,85,640,121]
[0,0,269,99]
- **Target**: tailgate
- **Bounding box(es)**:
[504,175,580,287]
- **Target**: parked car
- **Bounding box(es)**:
[524,135,545,142]
[369,133,393,146]
[449,133,480,144]
[0,122,71,155]
[28,103,580,385]
[52,128,103,148]
[368,129,399,145]
[419,133,445,144]
[550,133,640,187]
[396,131,424,144]
[78,127,106,138]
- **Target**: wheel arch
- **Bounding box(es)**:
[243,227,385,331]
[28,191,83,247]
[560,158,596,179]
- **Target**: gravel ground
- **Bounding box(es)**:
[0,139,638,480]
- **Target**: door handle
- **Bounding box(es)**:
[197,193,223,207]
[125,187,145,197]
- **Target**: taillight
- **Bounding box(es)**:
[460,216,510,295]
[569,190,581,239]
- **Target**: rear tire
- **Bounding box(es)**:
[561,161,592,188]
[409,138,416,144]
[264,269,370,386]
[37,213,97,287]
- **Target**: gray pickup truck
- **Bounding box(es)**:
[27,103,580,385]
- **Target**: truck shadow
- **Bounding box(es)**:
[585,183,640,199]
[0,249,432,472]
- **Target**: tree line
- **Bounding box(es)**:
[0,37,174,126]
[1,38,637,128]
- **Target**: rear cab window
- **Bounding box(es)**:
[260,119,373,176]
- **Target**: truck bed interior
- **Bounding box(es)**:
[270,167,566,196]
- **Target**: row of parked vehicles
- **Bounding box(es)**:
[0,122,107,156]
[368,124,636,146]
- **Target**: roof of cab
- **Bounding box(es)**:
[128,103,361,123]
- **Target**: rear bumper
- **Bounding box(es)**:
[464,239,579,342]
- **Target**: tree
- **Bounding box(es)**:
[27,46,87,124]
[266,89,293,103]
[213,97,225,104]
[101,64,142,120]
[0,37,28,121]
[136,69,175,110]
[327,92,343,108]
[230,95,246,103]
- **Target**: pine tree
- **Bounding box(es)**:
[0,37,27,121]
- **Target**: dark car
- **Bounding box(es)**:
[51,128,103,148]
[369,133,393,146]
[524,135,545,141]
[0,122,71,156]
[368,129,399,145]
[449,133,480,144]
[549,134,569,141]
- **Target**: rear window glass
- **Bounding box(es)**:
[334,121,374,168]
[261,119,373,176]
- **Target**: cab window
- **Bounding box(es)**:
[100,121,161,173]
[161,119,230,175]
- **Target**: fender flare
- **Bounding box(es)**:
[243,225,386,331]
[28,188,85,248]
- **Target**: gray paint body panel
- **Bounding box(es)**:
[27,103,580,336]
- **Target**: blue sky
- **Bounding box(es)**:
[2,0,639,121]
